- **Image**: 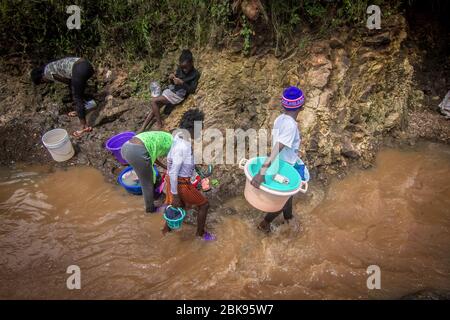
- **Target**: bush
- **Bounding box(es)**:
[0,0,404,62]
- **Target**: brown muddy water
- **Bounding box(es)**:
[0,142,449,299]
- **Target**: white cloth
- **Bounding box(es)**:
[167,133,194,194]
[162,88,184,105]
[272,113,301,164]
[439,90,450,119]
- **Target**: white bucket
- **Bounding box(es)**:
[42,128,75,162]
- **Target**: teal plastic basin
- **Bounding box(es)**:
[247,157,301,192]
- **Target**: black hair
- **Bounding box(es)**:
[179,108,204,130]
[30,66,45,85]
[179,49,193,64]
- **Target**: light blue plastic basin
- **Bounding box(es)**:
[247,156,301,192]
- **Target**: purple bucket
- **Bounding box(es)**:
[105,131,136,165]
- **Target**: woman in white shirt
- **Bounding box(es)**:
[164,109,216,241]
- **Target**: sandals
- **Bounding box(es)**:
[72,127,93,138]
[201,231,216,241]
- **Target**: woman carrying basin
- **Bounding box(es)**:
[251,86,308,233]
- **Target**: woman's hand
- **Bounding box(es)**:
[251,173,265,189]
[173,77,184,85]
[155,159,167,171]
[172,194,183,208]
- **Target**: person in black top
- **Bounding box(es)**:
[139,49,200,131]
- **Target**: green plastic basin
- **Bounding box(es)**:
[246,156,301,192]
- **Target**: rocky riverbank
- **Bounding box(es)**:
[0,14,448,201]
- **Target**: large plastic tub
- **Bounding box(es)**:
[239,157,308,212]
[106,131,135,165]
[117,166,160,196]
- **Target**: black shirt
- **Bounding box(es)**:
[171,67,200,98]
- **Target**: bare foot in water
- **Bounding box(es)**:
[257,220,271,234]
[162,223,171,235]
[282,217,301,233]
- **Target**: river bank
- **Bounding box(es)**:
[0,13,449,204]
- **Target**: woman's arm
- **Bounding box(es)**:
[155,159,167,170]
[53,74,71,85]
[167,148,184,207]
[250,142,285,189]
[177,72,199,94]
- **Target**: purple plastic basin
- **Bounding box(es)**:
[105,131,136,165]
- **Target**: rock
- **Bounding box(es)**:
[341,137,360,159]
[329,37,344,49]
[93,97,135,126]
[363,31,392,48]
[241,0,261,21]
[432,95,440,101]
[105,69,112,81]
[221,207,237,215]
[409,89,425,110]
[384,112,401,130]
[306,63,332,89]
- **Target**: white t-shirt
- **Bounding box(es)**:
[167,133,194,194]
[272,114,301,164]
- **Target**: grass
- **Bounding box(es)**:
[0,0,404,62]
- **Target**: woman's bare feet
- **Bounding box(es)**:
[257,220,271,233]
[72,126,93,138]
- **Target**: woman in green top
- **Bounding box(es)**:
[121,131,173,213]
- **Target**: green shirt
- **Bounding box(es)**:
[136,131,173,182]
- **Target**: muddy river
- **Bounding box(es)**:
[0,142,449,299]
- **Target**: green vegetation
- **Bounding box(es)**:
[240,16,253,55]
[0,0,404,62]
